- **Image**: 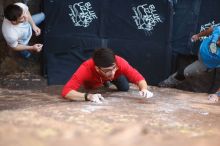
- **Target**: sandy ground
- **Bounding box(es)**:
[0,82,220,146]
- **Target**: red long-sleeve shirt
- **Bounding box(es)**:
[62,56,144,97]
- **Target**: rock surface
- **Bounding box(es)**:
[0,85,220,146]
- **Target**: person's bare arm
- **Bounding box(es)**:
[197,27,213,37]
[12,44,34,51]
[64,90,105,103]
[64,90,85,100]
[191,27,213,42]
[12,44,43,52]
[137,80,148,91]
[137,80,153,98]
[27,11,41,36]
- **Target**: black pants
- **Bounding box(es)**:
[111,75,129,91]
[172,54,197,81]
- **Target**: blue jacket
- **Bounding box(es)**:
[200,26,220,69]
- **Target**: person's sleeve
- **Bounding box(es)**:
[61,64,89,97]
[211,26,220,43]
[2,30,18,48]
[5,36,18,48]
[15,2,29,12]
[117,57,145,84]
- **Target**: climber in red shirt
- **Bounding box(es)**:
[62,48,153,103]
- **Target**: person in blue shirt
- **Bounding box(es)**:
[195,26,220,69]
[2,2,45,59]
[159,25,220,102]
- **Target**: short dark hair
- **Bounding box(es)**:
[93,48,115,68]
[4,4,23,21]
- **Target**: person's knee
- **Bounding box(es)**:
[183,67,190,78]
[183,62,198,78]
[32,12,45,25]
[40,12,45,20]
[117,83,129,91]
[113,75,130,91]
[183,61,207,78]
[37,12,45,23]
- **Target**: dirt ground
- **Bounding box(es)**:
[0,77,220,146]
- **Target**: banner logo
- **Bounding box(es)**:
[68,2,97,27]
[132,4,162,35]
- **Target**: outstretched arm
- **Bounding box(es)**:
[137,80,153,98]
[61,64,104,103]
[197,27,213,37]
[12,43,43,52]
[191,27,213,42]
[137,80,148,91]
[64,90,104,103]
[64,90,85,100]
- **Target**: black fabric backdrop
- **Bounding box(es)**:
[43,0,173,85]
[192,0,220,53]
[172,0,220,55]
[169,0,220,74]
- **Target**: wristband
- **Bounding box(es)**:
[84,93,89,101]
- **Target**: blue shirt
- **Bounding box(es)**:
[200,26,220,69]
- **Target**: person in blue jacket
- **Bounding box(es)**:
[159,25,220,102]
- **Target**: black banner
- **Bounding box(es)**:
[43,0,172,85]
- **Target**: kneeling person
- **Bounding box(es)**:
[62,48,153,103]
